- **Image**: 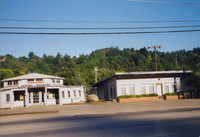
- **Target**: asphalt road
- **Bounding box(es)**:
[1,106,200,137]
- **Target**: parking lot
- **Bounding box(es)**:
[1,99,200,137]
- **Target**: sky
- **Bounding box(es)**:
[0,0,200,57]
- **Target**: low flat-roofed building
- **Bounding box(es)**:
[0,73,86,109]
[92,70,193,101]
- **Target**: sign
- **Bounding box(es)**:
[27,81,45,85]
[21,81,50,88]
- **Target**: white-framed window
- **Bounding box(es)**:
[68,91,71,98]
[149,85,154,94]
[6,94,10,102]
[121,86,126,95]
[164,85,169,93]
[129,85,135,95]
[79,90,81,97]
[14,80,18,85]
[74,90,76,97]
[141,85,146,94]
[8,81,12,85]
[57,79,60,83]
[52,79,56,83]
[171,84,174,92]
[62,91,65,98]
[36,79,42,81]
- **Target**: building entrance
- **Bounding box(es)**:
[156,83,163,96]
[33,92,39,104]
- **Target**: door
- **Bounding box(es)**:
[156,84,163,96]
[33,92,40,104]
[110,85,116,100]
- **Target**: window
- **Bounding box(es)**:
[68,91,71,98]
[79,90,81,97]
[141,85,146,94]
[149,85,154,94]
[74,90,76,97]
[129,85,135,95]
[62,91,65,98]
[57,79,60,83]
[28,79,34,82]
[171,84,174,92]
[164,85,169,93]
[36,79,42,81]
[47,92,55,99]
[14,81,18,85]
[121,86,126,95]
[6,94,10,102]
[52,79,55,83]
[8,81,12,85]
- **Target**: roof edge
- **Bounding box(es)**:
[92,70,192,87]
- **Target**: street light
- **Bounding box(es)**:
[94,67,98,83]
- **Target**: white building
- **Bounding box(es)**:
[92,71,193,100]
[0,73,86,109]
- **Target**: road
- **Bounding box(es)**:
[1,100,200,137]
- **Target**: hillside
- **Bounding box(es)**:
[1,47,200,88]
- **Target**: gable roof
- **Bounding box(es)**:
[2,73,65,82]
[92,70,192,87]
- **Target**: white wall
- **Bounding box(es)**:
[0,90,12,108]
[116,77,181,96]
[60,86,85,105]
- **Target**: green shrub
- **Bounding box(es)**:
[164,92,179,96]
[118,93,158,98]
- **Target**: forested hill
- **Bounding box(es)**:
[1,47,200,87]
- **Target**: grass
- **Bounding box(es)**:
[118,93,158,98]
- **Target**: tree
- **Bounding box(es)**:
[28,52,34,59]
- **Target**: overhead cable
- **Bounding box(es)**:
[129,0,200,4]
[1,18,200,23]
[0,29,200,35]
[1,25,200,30]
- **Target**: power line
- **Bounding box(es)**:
[0,29,200,35]
[129,0,200,4]
[1,25,200,30]
[1,18,200,23]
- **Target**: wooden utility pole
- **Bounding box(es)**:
[148,45,162,71]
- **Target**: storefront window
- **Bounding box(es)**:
[47,92,55,99]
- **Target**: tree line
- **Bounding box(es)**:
[0,47,200,94]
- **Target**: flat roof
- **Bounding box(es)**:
[92,70,192,87]
[2,73,65,82]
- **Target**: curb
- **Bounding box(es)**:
[0,110,59,116]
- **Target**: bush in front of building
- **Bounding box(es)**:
[118,93,158,98]
[164,92,179,96]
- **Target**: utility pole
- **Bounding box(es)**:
[175,53,177,71]
[94,67,98,83]
[148,45,162,71]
